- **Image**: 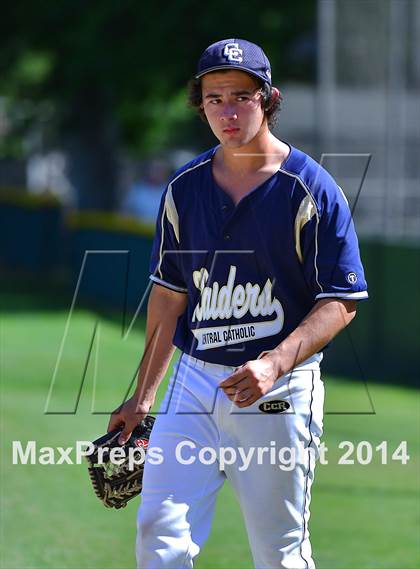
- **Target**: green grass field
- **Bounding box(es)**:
[1,298,419,569]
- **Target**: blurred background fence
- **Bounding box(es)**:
[1,0,419,385]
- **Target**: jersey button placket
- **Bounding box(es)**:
[221,204,235,243]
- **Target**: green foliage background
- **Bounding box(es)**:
[0,1,315,156]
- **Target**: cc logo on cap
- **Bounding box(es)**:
[223,43,243,63]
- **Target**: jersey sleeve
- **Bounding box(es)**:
[297,184,368,301]
[149,185,188,293]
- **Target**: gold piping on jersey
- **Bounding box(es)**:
[294,194,317,263]
[164,185,180,243]
[156,157,212,281]
[279,167,323,294]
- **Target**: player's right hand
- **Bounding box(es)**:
[107,395,151,445]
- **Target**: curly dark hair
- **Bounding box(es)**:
[187,72,282,129]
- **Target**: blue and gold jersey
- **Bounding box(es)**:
[149,144,368,366]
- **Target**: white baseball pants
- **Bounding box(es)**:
[136,352,324,569]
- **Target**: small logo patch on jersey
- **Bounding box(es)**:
[347,272,357,284]
[258,400,290,414]
[134,438,149,449]
[223,43,243,63]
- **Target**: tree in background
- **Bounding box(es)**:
[0,1,315,209]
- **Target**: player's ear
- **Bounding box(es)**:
[266,87,280,110]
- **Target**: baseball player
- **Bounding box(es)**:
[108,38,368,569]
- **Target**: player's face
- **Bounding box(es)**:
[201,70,266,148]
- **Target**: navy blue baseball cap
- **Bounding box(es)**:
[196,39,272,85]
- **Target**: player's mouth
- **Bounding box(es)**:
[222,127,240,135]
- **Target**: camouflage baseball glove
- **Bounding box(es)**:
[86,415,155,509]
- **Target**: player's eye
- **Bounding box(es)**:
[236,96,249,102]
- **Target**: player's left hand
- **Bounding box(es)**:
[219,353,281,407]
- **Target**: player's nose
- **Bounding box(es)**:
[220,103,238,121]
